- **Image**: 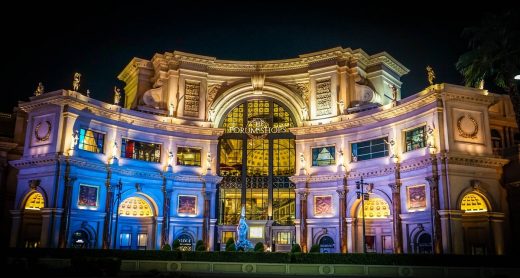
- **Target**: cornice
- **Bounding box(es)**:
[290,174,345,184]
[19,90,224,138]
[444,153,509,168]
[9,153,60,169]
[290,88,439,136]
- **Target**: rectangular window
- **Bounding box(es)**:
[273,177,295,225]
[120,233,131,249]
[137,233,147,250]
[219,183,241,225]
[311,146,336,166]
[78,185,98,208]
[249,227,263,239]
[78,128,104,153]
[351,137,388,162]
[365,235,376,253]
[219,138,243,176]
[177,147,201,167]
[382,235,393,253]
[276,232,291,245]
[121,138,161,163]
[405,126,426,152]
[222,231,235,244]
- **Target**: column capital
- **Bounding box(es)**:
[425,175,439,188]
[336,188,348,197]
[388,182,401,193]
[298,191,309,199]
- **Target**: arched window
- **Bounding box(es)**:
[177,233,193,251]
[357,197,390,218]
[71,230,90,248]
[461,193,488,213]
[119,197,153,217]
[417,233,432,254]
[25,192,44,210]
[319,235,335,253]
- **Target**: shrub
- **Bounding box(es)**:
[162,244,171,251]
[71,256,121,276]
[172,239,181,251]
[254,242,264,252]
[309,244,320,253]
[225,238,235,248]
[225,243,236,252]
[290,244,302,253]
[195,240,206,251]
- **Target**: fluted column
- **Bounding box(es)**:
[202,191,211,250]
[102,168,113,249]
[337,187,348,253]
[58,172,76,248]
[161,180,171,247]
[426,175,443,254]
[389,182,403,253]
[298,191,309,252]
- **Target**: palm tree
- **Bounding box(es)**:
[456,11,520,127]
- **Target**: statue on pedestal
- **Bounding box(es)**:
[72,73,81,91]
[34,82,44,96]
[426,66,436,85]
[114,86,121,105]
[235,205,253,251]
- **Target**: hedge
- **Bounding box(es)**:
[5,248,519,268]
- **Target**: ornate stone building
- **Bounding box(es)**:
[8,47,519,254]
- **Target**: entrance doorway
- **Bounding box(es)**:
[218,99,296,225]
[319,236,335,253]
[71,230,90,248]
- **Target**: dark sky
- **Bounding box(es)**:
[3,1,515,113]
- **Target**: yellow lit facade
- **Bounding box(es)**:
[24,192,44,210]
[119,197,153,217]
[461,193,488,213]
[358,197,390,218]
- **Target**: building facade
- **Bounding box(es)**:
[8,47,519,254]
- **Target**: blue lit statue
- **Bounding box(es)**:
[235,205,253,251]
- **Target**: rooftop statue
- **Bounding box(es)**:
[235,205,253,251]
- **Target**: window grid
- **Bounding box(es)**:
[273,139,295,176]
[276,232,291,245]
[351,137,388,162]
[121,139,161,163]
[273,177,295,225]
[245,176,269,220]
[219,177,242,225]
[405,126,426,152]
[177,147,201,167]
[78,128,105,153]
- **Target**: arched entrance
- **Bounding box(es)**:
[71,230,90,248]
[319,236,335,253]
[460,192,491,254]
[21,192,45,248]
[217,99,297,245]
[177,233,194,251]
[416,233,432,254]
[117,196,155,250]
[355,196,393,253]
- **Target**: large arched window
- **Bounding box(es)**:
[218,99,296,224]
[461,193,488,213]
[25,192,44,210]
[119,197,153,217]
[357,197,391,218]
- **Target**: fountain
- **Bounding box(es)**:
[235,205,254,251]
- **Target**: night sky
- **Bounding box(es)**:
[3,1,515,113]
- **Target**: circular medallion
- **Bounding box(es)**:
[246,118,269,139]
[457,115,478,139]
[34,120,52,141]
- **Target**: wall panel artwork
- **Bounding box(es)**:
[407,185,426,211]
[178,195,197,215]
[314,195,332,216]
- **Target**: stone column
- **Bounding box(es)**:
[298,191,309,252]
[40,208,63,248]
[426,175,443,254]
[161,185,171,247]
[102,170,113,249]
[489,212,505,255]
[202,191,212,250]
[337,188,348,253]
[389,182,403,254]
[346,218,354,253]
[58,173,76,248]
[9,210,23,247]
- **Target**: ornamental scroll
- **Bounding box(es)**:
[184,82,200,117]
[315,79,332,117]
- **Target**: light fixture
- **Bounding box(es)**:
[515,75,520,80]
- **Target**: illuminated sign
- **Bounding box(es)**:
[227,118,287,139]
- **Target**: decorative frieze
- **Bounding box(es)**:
[184,82,200,117]
[315,79,332,117]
